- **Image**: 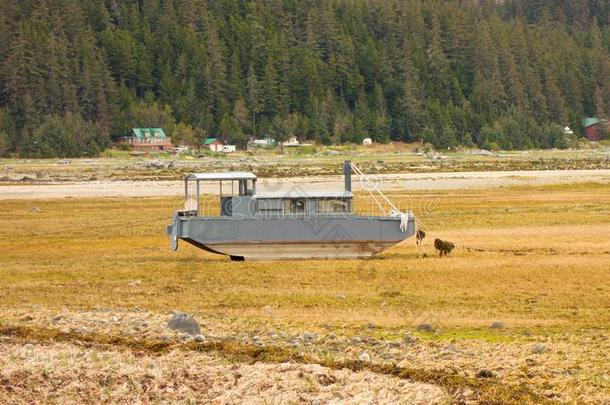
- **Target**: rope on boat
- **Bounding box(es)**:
[349,162,412,232]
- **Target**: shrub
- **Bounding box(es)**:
[116,142,132,151]
[25,113,110,158]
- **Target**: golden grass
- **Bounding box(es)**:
[0,184,608,331]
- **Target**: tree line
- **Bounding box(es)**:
[1,0,610,157]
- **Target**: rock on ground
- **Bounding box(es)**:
[532,343,548,354]
[167,312,201,336]
[416,323,434,332]
[490,321,505,329]
[358,351,371,362]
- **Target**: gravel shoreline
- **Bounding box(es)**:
[1,169,609,199]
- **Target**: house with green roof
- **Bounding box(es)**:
[583,118,608,141]
[203,137,224,152]
[122,128,172,151]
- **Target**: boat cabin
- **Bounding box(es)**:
[181,170,353,218]
[183,172,256,217]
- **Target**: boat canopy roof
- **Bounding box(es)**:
[252,191,353,199]
[186,172,257,181]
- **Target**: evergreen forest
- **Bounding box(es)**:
[1,0,610,156]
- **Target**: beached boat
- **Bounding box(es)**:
[167,161,415,260]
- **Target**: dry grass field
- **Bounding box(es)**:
[0,183,609,403]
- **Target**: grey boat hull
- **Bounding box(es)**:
[168,215,415,260]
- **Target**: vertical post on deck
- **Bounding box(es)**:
[196,179,200,216]
[344,160,352,193]
[184,176,189,210]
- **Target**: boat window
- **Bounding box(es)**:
[257,198,283,213]
[284,199,306,214]
[240,179,255,196]
[318,199,349,213]
[220,196,233,216]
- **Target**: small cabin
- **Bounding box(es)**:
[583,117,608,141]
[283,136,300,147]
[204,137,224,151]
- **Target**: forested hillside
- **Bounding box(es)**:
[1,0,610,157]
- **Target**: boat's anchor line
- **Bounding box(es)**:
[349,162,412,233]
[166,161,417,260]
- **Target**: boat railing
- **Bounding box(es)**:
[182,177,198,213]
[184,196,351,219]
[183,193,408,220]
[193,194,221,217]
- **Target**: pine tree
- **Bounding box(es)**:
[471,22,507,116]
[232,98,249,135]
[595,86,606,119]
[424,12,451,102]
[269,115,290,152]
[394,55,426,142]
[261,56,279,117]
[246,66,261,138]
[544,68,567,124]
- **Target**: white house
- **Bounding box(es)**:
[362,137,373,146]
[284,136,300,147]
[173,146,192,154]
[251,137,275,147]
